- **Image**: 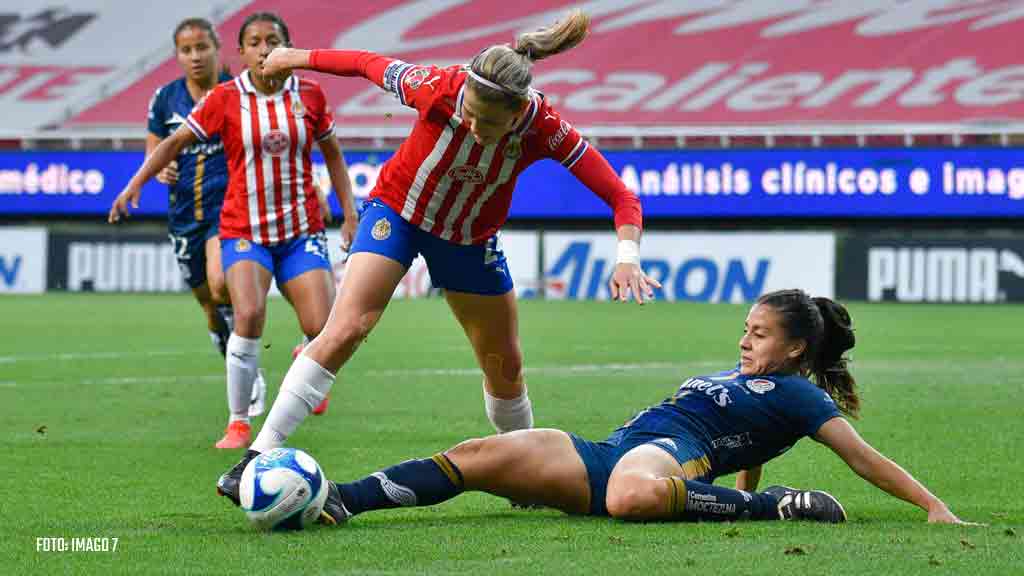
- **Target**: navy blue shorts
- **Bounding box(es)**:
[221,232,331,287]
[571,412,712,516]
[168,221,219,289]
[350,199,513,295]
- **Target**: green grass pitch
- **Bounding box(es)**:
[2,294,1021,574]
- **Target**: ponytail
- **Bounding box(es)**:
[810,297,859,418]
[514,9,590,61]
[468,10,590,109]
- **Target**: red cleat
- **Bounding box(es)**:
[312,394,330,415]
[214,421,251,449]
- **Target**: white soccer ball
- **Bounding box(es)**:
[239,448,329,531]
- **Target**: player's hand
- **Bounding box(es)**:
[927,504,984,526]
[609,262,660,304]
[156,160,179,185]
[262,47,299,77]
[339,213,357,253]
[108,186,141,223]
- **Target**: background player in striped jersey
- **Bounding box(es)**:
[112,12,358,450]
[108,17,267,418]
[313,290,971,526]
[215,10,663,502]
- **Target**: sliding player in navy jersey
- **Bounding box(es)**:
[310,290,970,526]
[109,18,267,418]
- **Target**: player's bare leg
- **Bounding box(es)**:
[215,260,272,449]
[320,429,591,524]
[445,290,531,433]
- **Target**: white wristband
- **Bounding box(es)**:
[616,239,640,265]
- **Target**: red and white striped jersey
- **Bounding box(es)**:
[309,50,641,246]
[185,70,334,244]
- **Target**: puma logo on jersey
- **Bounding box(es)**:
[422,75,441,90]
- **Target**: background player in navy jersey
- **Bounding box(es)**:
[112,13,358,450]
[215,10,663,500]
[306,289,970,526]
[108,17,267,418]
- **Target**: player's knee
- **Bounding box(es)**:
[321,311,376,351]
[606,480,660,520]
[446,435,507,469]
[232,300,266,334]
[207,274,228,304]
[483,348,523,385]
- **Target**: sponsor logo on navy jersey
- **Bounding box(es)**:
[746,379,775,394]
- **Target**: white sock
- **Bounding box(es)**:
[251,354,335,452]
[484,388,533,433]
[226,333,261,423]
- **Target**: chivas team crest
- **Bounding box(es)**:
[372,217,391,240]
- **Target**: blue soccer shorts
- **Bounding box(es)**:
[349,198,513,295]
[168,220,220,290]
[221,231,331,287]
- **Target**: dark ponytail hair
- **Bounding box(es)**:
[173,17,221,48]
[756,289,860,418]
[237,12,291,47]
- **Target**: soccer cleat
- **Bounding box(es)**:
[317,481,351,526]
[312,394,330,415]
[216,448,261,506]
[763,485,847,523]
[214,420,251,450]
[248,369,267,418]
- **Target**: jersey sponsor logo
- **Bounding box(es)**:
[711,432,752,450]
[547,119,571,151]
[371,217,391,241]
[677,377,733,408]
[404,67,431,90]
[235,239,251,253]
[746,379,775,394]
[448,165,485,184]
[261,129,290,156]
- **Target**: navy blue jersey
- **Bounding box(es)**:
[147,74,232,234]
[621,368,841,480]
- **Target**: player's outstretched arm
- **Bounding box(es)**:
[815,417,970,524]
[108,125,196,223]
